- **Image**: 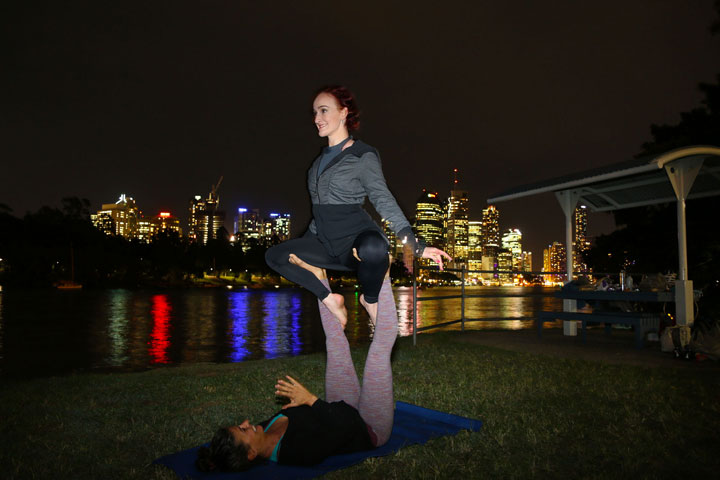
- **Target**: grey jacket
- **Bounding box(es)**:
[306,140,421,257]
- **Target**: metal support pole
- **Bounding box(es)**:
[555,190,580,335]
[412,257,418,346]
[461,266,466,332]
[664,157,703,326]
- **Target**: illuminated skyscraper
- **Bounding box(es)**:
[481,205,500,254]
[467,220,483,281]
[414,189,444,248]
[445,170,469,266]
[149,212,182,237]
[91,194,140,238]
[480,205,500,278]
[136,218,151,242]
[262,213,291,246]
[481,253,497,283]
[91,211,114,236]
[188,196,204,242]
[521,251,533,272]
[497,249,513,284]
[92,195,182,243]
[382,218,402,258]
[543,241,566,284]
[501,228,522,270]
[573,205,589,272]
[233,209,290,248]
[188,186,225,245]
[268,213,291,242]
[234,208,262,250]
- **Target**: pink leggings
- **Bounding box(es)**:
[318,278,397,446]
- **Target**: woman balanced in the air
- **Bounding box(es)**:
[265,85,450,328]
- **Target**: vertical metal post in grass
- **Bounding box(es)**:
[461,266,466,332]
[413,257,418,346]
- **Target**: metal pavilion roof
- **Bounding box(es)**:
[487,145,720,212]
[486,145,720,326]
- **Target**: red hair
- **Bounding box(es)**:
[315,85,360,132]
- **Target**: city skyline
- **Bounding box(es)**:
[412,186,590,275]
[86,181,590,271]
[89,191,292,249]
[75,164,610,268]
[3,1,718,261]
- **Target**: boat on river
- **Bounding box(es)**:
[56,280,82,290]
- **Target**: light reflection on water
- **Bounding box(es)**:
[397,286,561,333]
[228,292,251,362]
[149,294,172,364]
[106,289,130,366]
[0,286,561,378]
[261,292,302,359]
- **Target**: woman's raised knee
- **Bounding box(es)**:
[265,243,288,267]
[353,231,389,264]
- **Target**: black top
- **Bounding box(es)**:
[259,399,373,466]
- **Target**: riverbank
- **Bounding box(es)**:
[1,330,718,479]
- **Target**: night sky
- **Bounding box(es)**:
[3,1,719,262]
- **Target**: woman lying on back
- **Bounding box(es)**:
[196,257,401,471]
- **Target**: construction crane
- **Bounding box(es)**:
[210,175,223,202]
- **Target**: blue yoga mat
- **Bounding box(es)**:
[153,401,483,479]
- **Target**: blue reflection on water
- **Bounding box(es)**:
[261,291,305,359]
[289,295,302,356]
[228,292,251,362]
[262,292,284,359]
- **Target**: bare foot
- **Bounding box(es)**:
[289,253,326,280]
[322,293,348,329]
[359,294,378,327]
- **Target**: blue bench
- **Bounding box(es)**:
[537,310,662,349]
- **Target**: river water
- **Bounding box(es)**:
[0,286,561,378]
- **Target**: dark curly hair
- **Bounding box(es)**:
[195,427,264,472]
[315,85,361,132]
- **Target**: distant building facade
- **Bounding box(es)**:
[91,194,140,238]
[543,241,566,284]
[481,205,500,255]
[573,205,590,272]
[382,218,402,258]
[234,208,291,250]
[414,190,445,248]
[188,192,225,245]
[149,212,182,237]
[92,194,181,242]
[467,220,483,282]
[520,251,533,273]
[234,208,262,250]
[497,249,513,284]
[263,213,291,246]
[501,228,523,271]
[445,187,469,267]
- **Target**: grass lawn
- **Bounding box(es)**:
[1,331,718,479]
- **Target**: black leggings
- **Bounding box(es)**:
[265,230,390,303]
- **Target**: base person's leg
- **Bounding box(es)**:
[358,277,397,446]
[317,279,361,408]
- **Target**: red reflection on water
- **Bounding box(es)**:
[149,294,171,364]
